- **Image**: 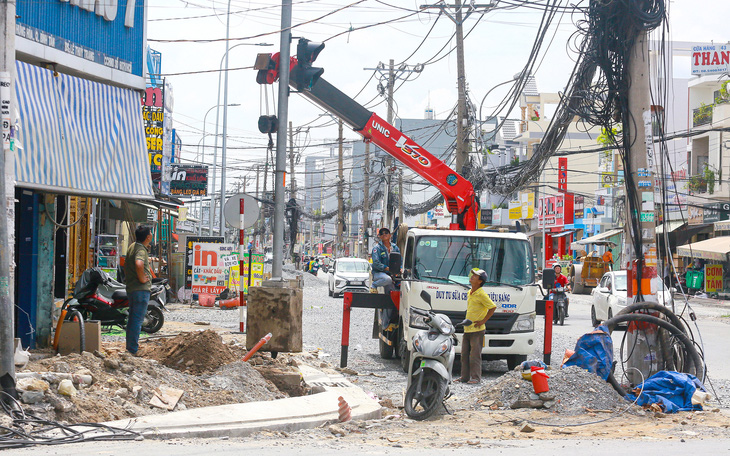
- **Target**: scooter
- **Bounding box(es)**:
[403,290,469,420]
[550,285,568,326]
[62,268,166,334]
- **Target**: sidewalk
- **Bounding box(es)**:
[100,363,382,439]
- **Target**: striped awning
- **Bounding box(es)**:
[14,61,153,200]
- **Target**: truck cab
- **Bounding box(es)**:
[393,228,537,371]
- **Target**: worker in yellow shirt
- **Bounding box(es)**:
[456,268,496,384]
[602,248,613,271]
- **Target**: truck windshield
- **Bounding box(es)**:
[412,236,534,286]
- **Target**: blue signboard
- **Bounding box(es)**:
[15,0,146,78]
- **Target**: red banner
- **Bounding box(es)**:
[558,157,567,192]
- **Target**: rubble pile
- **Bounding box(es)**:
[140,330,236,374]
[478,365,631,415]
[15,336,285,424]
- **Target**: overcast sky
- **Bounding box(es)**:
[147,0,729,191]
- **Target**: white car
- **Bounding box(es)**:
[590,271,674,327]
[327,258,371,298]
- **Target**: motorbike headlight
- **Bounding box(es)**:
[512,313,535,333]
[432,340,452,357]
[409,308,429,330]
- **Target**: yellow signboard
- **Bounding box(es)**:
[705,264,723,292]
[508,191,535,220]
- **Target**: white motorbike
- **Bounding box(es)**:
[404,290,470,420]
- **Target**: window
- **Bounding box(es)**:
[412,236,534,286]
[337,261,370,273]
[614,274,627,291]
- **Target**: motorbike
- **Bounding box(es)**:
[403,290,470,420]
[62,268,166,334]
[550,285,568,326]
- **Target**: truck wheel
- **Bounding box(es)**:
[506,355,527,371]
[379,337,395,359]
[398,329,410,373]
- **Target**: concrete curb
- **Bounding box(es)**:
[100,363,382,440]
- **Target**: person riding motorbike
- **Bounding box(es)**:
[552,264,571,317]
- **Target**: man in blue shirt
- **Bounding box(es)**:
[372,227,400,293]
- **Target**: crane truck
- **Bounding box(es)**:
[258,39,537,371]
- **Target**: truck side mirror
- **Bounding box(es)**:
[542,268,555,289]
[420,290,432,308]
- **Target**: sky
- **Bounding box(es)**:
[146,0,730,195]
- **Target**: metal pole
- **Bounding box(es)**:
[218,0,233,241]
[385,59,395,229]
[454,0,468,174]
[272,0,292,279]
[363,141,370,258]
[210,74,222,236]
[337,119,344,256]
[0,0,16,396]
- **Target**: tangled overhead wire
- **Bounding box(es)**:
[0,392,142,449]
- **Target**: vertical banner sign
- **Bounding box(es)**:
[0,73,10,151]
[558,157,568,192]
[184,236,224,290]
[142,86,164,178]
[705,264,723,292]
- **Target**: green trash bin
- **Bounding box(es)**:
[685,270,704,289]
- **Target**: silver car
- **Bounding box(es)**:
[590,271,674,327]
[327,258,372,298]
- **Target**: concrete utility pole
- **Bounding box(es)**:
[254,164,260,250]
[288,121,297,200]
[337,119,344,256]
[419,1,495,174]
[398,171,403,223]
[363,141,370,258]
[624,30,660,384]
[0,0,16,393]
[271,0,292,279]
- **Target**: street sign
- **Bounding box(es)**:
[223,193,260,229]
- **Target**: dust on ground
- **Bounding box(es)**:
[14,330,306,424]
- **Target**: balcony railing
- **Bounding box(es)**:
[692,106,713,127]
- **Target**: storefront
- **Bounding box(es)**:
[538,193,574,267]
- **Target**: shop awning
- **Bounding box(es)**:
[656,221,686,234]
[715,220,730,231]
[676,237,730,262]
[14,61,153,200]
[570,228,623,249]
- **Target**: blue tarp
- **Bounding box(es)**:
[625,371,706,413]
[563,324,614,380]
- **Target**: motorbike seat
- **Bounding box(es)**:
[112,290,127,301]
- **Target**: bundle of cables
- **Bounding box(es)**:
[0,391,142,449]
[601,301,706,397]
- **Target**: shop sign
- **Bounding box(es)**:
[15,0,146,87]
[574,195,584,221]
[184,236,224,290]
[538,194,574,229]
[142,86,164,175]
[558,157,567,192]
[691,44,730,76]
[191,243,237,295]
[493,208,502,226]
[433,204,444,218]
[168,165,208,196]
[687,205,704,225]
[703,202,730,223]
[230,252,264,294]
[478,208,492,228]
[705,264,723,292]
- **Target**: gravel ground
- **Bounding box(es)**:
[158,263,728,411]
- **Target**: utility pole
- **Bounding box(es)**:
[363,141,370,258]
[624,30,660,384]
[288,121,297,200]
[0,0,16,394]
[398,171,403,223]
[254,164,260,250]
[419,1,495,173]
[337,119,344,256]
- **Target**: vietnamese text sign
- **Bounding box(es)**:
[185,236,224,290]
[169,165,208,197]
[705,264,723,292]
[558,157,567,192]
[1,73,10,151]
[191,243,236,295]
[232,253,265,294]
[691,44,730,76]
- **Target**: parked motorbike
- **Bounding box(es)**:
[550,285,568,326]
[62,268,166,334]
[403,290,469,420]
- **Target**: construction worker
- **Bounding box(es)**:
[602,248,613,271]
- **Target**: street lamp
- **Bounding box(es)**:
[212,40,273,236]
[202,103,239,235]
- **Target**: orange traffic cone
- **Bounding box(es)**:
[338,396,351,422]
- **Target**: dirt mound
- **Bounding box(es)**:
[141,330,237,374]
[478,365,632,415]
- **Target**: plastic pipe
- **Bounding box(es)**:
[242,333,272,362]
[340,294,352,368]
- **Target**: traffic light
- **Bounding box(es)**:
[293,38,325,91]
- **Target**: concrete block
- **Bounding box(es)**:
[247,286,302,353]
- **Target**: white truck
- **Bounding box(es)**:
[378,228,537,372]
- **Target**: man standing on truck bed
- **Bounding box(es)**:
[371,227,399,294]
